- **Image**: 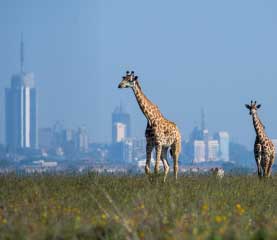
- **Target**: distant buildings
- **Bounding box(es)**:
[5,36,37,152]
[208,140,219,161]
[194,140,205,163]
[110,105,134,163]
[113,122,126,143]
[214,131,230,162]
[190,109,230,163]
[38,122,90,157]
[75,127,89,153]
[112,104,131,144]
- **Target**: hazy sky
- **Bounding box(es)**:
[1,0,277,148]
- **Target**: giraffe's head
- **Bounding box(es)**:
[245,100,261,115]
[118,71,138,89]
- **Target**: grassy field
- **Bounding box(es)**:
[0,174,277,239]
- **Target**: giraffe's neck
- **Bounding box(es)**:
[132,81,163,125]
[252,113,266,140]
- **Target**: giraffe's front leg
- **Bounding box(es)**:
[145,142,153,175]
[154,144,162,174]
[255,144,262,177]
[145,141,154,175]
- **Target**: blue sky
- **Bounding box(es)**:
[1,0,277,147]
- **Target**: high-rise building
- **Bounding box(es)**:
[123,138,133,163]
[193,140,205,163]
[113,122,126,143]
[215,131,230,161]
[208,140,219,161]
[112,104,131,143]
[75,127,89,152]
[5,35,37,151]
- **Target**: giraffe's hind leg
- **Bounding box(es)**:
[161,147,170,182]
[268,153,275,177]
[264,154,274,177]
[171,141,181,180]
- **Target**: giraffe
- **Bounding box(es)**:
[245,101,275,177]
[118,71,181,181]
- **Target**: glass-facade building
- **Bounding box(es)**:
[112,105,131,143]
[5,72,38,151]
[215,131,230,162]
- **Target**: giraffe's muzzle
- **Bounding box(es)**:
[118,83,125,88]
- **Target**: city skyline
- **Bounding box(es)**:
[5,35,37,151]
[1,1,277,148]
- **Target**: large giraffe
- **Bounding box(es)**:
[245,101,275,177]
[118,71,181,181]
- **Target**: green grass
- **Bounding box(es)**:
[0,174,277,239]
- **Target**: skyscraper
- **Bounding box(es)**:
[193,140,205,163]
[113,122,126,143]
[5,35,38,151]
[214,131,230,161]
[112,104,131,143]
[208,140,219,161]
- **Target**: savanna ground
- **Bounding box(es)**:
[0,174,276,239]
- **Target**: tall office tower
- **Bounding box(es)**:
[5,36,37,151]
[200,108,210,161]
[113,122,126,143]
[214,131,230,161]
[203,129,209,161]
[75,127,89,152]
[123,138,133,163]
[112,104,131,143]
[208,140,219,161]
[193,140,205,163]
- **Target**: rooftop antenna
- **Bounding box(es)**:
[201,107,206,131]
[20,32,24,73]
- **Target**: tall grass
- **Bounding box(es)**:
[0,174,276,239]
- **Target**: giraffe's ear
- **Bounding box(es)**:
[245,104,250,109]
[257,104,261,109]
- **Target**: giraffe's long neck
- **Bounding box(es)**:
[252,113,266,140]
[132,81,163,125]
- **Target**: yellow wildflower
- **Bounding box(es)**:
[215,215,223,223]
[101,213,107,220]
[235,203,245,215]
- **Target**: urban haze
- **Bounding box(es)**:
[1,0,277,172]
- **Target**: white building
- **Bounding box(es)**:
[215,131,230,161]
[208,140,219,161]
[194,140,206,163]
[75,127,89,152]
[114,122,126,143]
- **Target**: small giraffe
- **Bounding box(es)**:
[118,71,181,181]
[245,101,275,177]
